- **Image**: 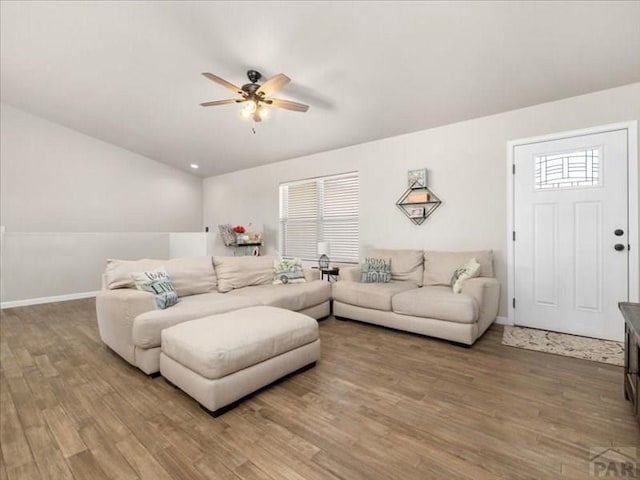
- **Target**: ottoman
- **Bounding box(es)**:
[159,306,320,416]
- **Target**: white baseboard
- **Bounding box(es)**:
[495,315,512,326]
[1,291,98,309]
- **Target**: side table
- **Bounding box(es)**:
[619,301,640,425]
[320,267,340,282]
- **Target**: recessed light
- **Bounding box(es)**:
[190,163,199,169]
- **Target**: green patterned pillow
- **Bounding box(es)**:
[273,258,306,285]
[131,267,179,309]
[360,257,391,283]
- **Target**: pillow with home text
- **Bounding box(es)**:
[360,257,392,283]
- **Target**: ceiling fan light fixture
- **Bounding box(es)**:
[242,100,257,115]
[258,106,268,119]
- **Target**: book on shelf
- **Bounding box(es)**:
[406,191,430,203]
[409,207,425,218]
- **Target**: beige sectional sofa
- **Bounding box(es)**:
[332,249,500,345]
[96,248,499,376]
[96,255,331,374]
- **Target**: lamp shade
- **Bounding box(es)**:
[317,242,330,256]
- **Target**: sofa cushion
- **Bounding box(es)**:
[371,249,424,286]
[105,257,217,297]
[213,255,276,293]
[106,258,164,289]
[229,280,331,311]
[161,306,319,380]
[131,292,260,348]
[392,286,478,323]
[164,257,218,297]
[423,250,493,286]
[332,281,416,311]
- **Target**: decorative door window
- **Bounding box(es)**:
[534,147,601,190]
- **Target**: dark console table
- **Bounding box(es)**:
[619,302,640,424]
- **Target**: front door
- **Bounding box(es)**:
[513,128,629,341]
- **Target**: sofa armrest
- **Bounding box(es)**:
[96,287,158,315]
[304,268,320,281]
[338,266,361,282]
[95,288,157,364]
[461,277,500,334]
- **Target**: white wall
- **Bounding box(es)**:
[0,232,170,306]
[1,232,215,305]
[0,103,204,305]
[0,103,203,232]
[203,83,640,317]
[169,233,212,258]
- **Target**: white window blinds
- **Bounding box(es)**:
[279,172,359,263]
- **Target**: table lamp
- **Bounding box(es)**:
[317,242,330,269]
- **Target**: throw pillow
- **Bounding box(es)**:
[360,257,392,283]
[273,258,306,285]
[131,267,179,309]
[450,258,481,294]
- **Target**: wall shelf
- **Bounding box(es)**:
[230,242,263,256]
[395,183,442,225]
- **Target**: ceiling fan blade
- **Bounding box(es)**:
[200,99,241,107]
[202,73,244,95]
[267,98,309,112]
[256,74,290,96]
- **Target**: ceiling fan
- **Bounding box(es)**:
[200,69,309,122]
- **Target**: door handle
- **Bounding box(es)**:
[614,244,626,251]
[614,229,624,236]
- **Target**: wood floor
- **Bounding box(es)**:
[1,299,638,479]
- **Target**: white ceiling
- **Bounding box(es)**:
[2,1,639,177]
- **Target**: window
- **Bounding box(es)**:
[535,148,601,190]
[279,172,359,263]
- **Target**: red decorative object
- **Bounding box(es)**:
[232,225,245,234]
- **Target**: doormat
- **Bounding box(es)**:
[501,325,624,366]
